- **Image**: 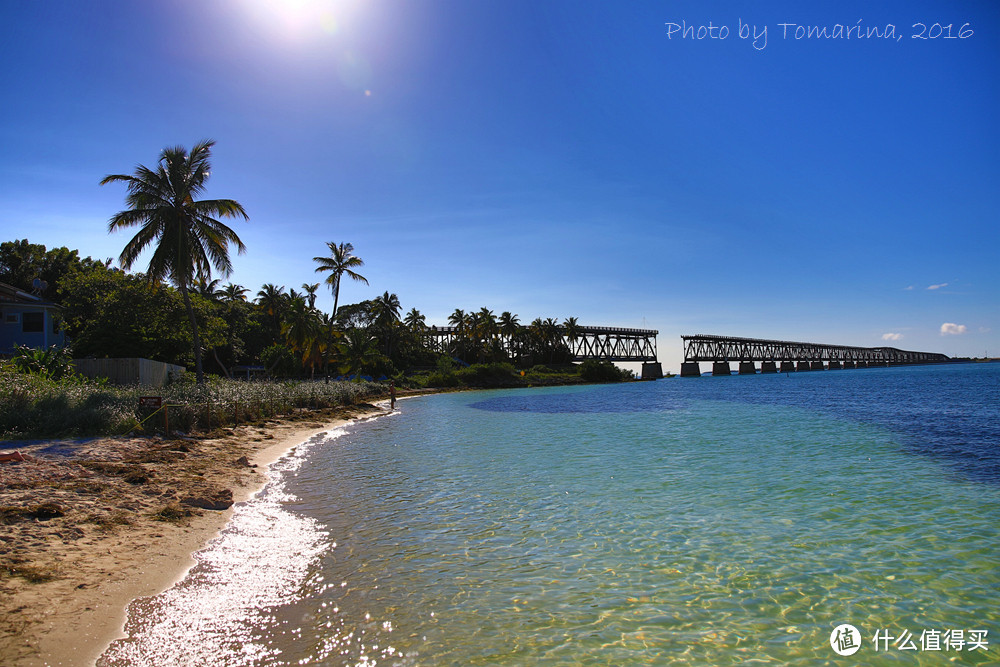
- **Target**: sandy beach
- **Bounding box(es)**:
[0,402,388,667]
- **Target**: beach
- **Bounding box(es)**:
[0,402,387,667]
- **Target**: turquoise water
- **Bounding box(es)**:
[102,364,1000,665]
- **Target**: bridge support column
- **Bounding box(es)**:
[810,361,825,370]
[680,362,701,377]
[797,361,811,371]
[739,362,757,375]
[761,361,778,374]
[779,361,795,373]
[828,361,842,370]
[712,362,732,376]
[843,361,856,369]
[641,362,663,380]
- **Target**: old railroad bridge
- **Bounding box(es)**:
[423,327,953,379]
[680,334,953,377]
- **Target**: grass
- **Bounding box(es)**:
[0,558,60,583]
[0,361,384,440]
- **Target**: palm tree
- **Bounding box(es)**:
[221,283,249,303]
[371,291,401,327]
[563,317,581,358]
[338,327,380,379]
[302,282,320,310]
[448,308,468,334]
[497,311,519,361]
[101,139,248,384]
[404,307,426,332]
[282,297,323,378]
[313,242,368,318]
[256,283,285,316]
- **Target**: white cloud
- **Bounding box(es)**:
[940,323,968,335]
[881,333,903,341]
[903,285,915,291]
[927,283,948,290]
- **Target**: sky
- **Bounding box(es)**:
[1,0,997,372]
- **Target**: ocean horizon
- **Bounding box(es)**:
[101,363,1000,665]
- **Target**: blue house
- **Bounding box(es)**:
[0,281,66,354]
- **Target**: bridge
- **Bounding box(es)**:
[423,325,663,377]
[681,334,953,376]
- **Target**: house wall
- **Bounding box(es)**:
[0,305,66,354]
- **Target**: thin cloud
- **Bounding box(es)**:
[940,323,967,335]
[903,285,915,291]
[927,283,948,290]
[881,333,903,341]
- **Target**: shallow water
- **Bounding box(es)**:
[101,364,1000,665]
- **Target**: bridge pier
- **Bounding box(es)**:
[680,362,701,377]
[712,362,732,376]
[797,361,811,371]
[843,361,855,369]
[641,362,663,380]
[810,361,825,370]
[761,361,778,374]
[739,362,757,375]
[828,361,842,370]
[779,361,795,373]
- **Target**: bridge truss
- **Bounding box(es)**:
[682,334,951,365]
[423,325,658,362]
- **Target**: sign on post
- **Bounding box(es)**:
[139,396,163,408]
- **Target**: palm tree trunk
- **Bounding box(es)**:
[332,279,340,319]
[180,284,205,384]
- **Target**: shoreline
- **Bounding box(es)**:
[0,402,390,667]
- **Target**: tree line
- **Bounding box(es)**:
[1,141,619,385]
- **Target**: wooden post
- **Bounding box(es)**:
[164,405,169,434]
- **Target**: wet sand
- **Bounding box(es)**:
[0,403,388,667]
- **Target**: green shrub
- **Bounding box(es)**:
[424,370,460,388]
[579,360,631,383]
[458,363,518,387]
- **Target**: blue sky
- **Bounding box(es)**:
[2,0,997,371]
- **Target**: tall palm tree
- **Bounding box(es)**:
[101,139,248,384]
[313,242,368,318]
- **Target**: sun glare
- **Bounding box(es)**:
[236,0,363,40]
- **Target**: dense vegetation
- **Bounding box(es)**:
[0,355,383,439]
[1,238,633,385]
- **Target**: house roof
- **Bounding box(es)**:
[0,281,61,309]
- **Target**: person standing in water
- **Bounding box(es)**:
[390,380,396,410]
